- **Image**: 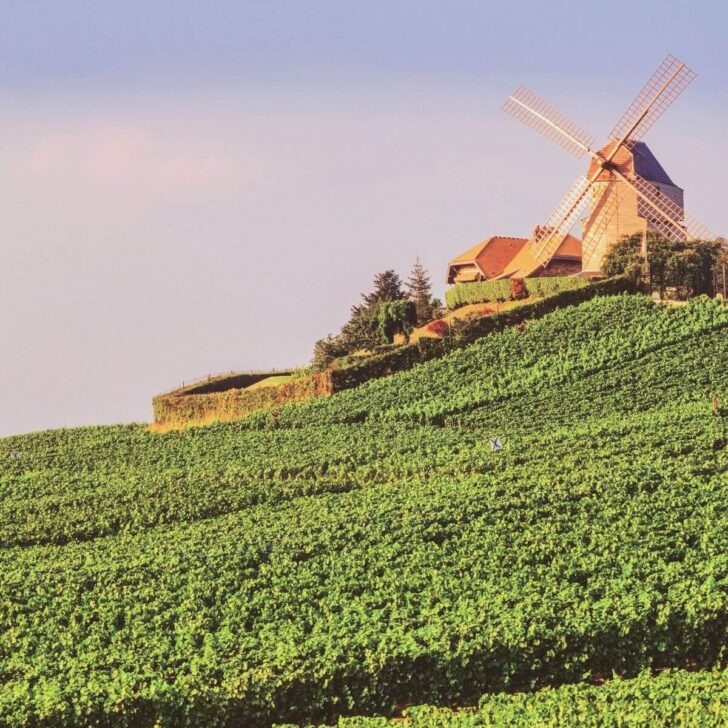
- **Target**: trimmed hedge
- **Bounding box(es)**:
[152,371,332,427]
[446,276,591,309]
[179,370,294,396]
[446,279,512,308]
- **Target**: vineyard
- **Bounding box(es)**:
[1,295,727,725]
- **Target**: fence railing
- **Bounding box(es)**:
[161,368,296,396]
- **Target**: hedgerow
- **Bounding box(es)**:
[445,276,589,309]
[0,294,726,726]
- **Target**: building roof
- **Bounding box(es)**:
[447,233,581,283]
[497,234,582,279]
[630,141,675,186]
[448,239,492,267]
[446,236,528,283]
[590,140,679,189]
[553,232,582,259]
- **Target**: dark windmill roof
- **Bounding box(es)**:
[629,141,677,187]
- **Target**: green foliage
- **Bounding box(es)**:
[445,279,511,308]
[378,299,415,343]
[286,668,727,726]
[340,301,386,353]
[407,258,437,325]
[445,277,589,309]
[601,234,644,281]
[603,233,722,297]
[524,276,591,298]
[362,269,405,307]
[312,334,349,371]
[1,293,727,726]
[313,270,407,368]
[330,277,635,389]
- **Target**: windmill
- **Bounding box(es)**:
[501,55,715,276]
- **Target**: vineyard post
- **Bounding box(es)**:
[641,230,651,293]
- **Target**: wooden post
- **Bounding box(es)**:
[641,230,651,293]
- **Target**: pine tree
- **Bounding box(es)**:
[361,270,405,306]
[406,257,435,325]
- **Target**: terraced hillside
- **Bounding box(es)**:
[1,295,727,726]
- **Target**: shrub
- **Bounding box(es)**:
[378,299,416,343]
[426,320,450,336]
[510,277,527,300]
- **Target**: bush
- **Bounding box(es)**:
[510,277,527,300]
[426,320,450,336]
[153,371,334,427]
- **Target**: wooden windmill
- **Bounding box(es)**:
[501,55,715,276]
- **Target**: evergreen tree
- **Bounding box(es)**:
[406,257,435,325]
[339,302,383,352]
[361,270,405,306]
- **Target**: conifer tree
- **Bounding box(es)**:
[361,270,405,306]
[406,257,435,325]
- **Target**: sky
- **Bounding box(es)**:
[1,0,728,436]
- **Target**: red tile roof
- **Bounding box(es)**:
[447,236,528,283]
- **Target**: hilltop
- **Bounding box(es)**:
[1,294,727,726]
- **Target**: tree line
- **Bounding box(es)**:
[603,233,727,298]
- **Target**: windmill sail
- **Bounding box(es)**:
[530,176,593,262]
[622,173,715,241]
[609,55,696,147]
[581,180,621,271]
[502,87,594,158]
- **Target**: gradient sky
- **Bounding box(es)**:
[2,1,728,436]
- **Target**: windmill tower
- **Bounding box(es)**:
[502,55,715,275]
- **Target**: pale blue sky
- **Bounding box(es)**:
[2,1,727,435]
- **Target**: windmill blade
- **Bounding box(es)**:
[531,176,596,262]
[581,180,621,267]
[620,172,715,241]
[609,55,696,147]
[502,86,595,159]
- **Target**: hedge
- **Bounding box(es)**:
[445,276,591,309]
[446,279,513,308]
[152,371,333,427]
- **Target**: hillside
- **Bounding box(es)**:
[1,295,727,726]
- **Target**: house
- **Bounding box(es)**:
[446,233,582,284]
